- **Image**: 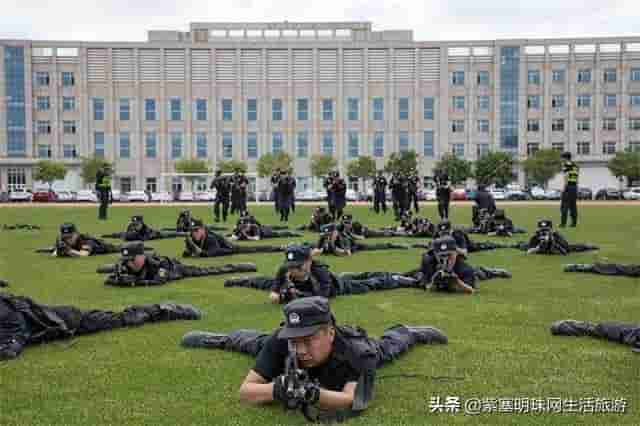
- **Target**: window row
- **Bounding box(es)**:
[526,141,640,156]
[450,68,640,86]
[35,71,75,87]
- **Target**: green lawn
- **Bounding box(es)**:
[1,202,639,425]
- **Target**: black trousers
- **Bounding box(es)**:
[98,194,109,220]
[214,199,229,222]
[437,198,450,220]
[551,320,640,350]
[569,263,640,277]
[409,190,419,212]
[560,186,578,226]
[373,191,387,214]
[280,206,290,222]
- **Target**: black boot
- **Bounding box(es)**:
[182,331,229,349]
[550,320,597,336]
[224,277,251,287]
[158,303,202,320]
[564,264,595,273]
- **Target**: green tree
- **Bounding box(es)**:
[607,149,640,186]
[80,157,112,186]
[33,160,68,190]
[256,152,293,178]
[310,155,337,189]
[384,151,418,175]
[434,153,473,186]
[217,160,248,174]
[174,159,211,191]
[474,151,516,187]
[522,149,563,188]
[346,156,377,193]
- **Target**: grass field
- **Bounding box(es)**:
[1,202,639,425]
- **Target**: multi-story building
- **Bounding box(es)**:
[2,21,640,193]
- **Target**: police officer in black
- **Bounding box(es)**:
[39,223,120,257]
[412,220,516,254]
[276,170,296,222]
[211,170,231,223]
[102,215,185,241]
[95,164,112,220]
[325,171,347,221]
[182,296,447,422]
[0,290,201,361]
[231,170,249,216]
[564,262,640,277]
[271,169,283,214]
[519,219,598,255]
[560,151,579,227]
[389,172,410,220]
[551,320,640,353]
[372,170,388,214]
[434,169,451,220]
[408,169,420,213]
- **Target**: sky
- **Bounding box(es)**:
[1,0,638,42]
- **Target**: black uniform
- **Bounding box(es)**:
[276,175,296,222]
[390,174,410,220]
[413,223,515,253]
[231,222,301,241]
[211,174,231,222]
[183,229,283,258]
[560,158,579,227]
[95,168,112,221]
[518,222,598,255]
[408,173,420,213]
[102,218,185,241]
[231,173,249,216]
[564,263,640,277]
[551,320,640,353]
[271,173,282,214]
[372,174,388,214]
[325,175,347,221]
[297,208,334,233]
[52,234,120,257]
[0,292,200,361]
[435,172,451,220]
[316,226,408,256]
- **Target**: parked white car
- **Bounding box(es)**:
[150,192,172,202]
[423,188,437,201]
[55,190,75,202]
[530,186,546,200]
[195,191,216,201]
[490,188,506,200]
[110,190,121,202]
[345,189,358,201]
[9,190,33,202]
[76,190,97,202]
[622,187,640,200]
[544,189,562,200]
[123,191,149,202]
[177,191,195,201]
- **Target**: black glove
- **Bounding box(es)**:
[300,380,321,405]
[272,374,293,406]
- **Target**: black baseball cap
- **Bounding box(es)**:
[131,215,144,223]
[341,214,353,222]
[432,236,458,254]
[60,223,77,235]
[538,219,553,229]
[284,245,311,269]
[279,296,334,339]
[120,241,145,260]
[438,220,452,232]
[190,218,205,230]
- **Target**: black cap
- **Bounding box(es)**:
[341,214,353,222]
[279,296,333,339]
[438,220,452,232]
[538,219,553,229]
[120,241,145,260]
[284,245,311,269]
[60,223,77,235]
[131,215,144,223]
[190,218,204,230]
[432,236,458,254]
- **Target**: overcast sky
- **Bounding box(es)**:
[1,0,638,42]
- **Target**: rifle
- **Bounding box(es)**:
[425,253,456,291]
[185,236,203,257]
[279,279,313,303]
[283,342,312,410]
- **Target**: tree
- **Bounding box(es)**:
[174,159,211,191]
[384,151,418,175]
[33,161,67,190]
[217,160,248,174]
[434,153,473,186]
[310,154,337,189]
[256,152,293,178]
[80,157,112,187]
[607,149,640,186]
[474,151,516,187]
[522,149,563,188]
[346,156,377,193]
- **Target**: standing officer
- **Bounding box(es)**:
[372,170,388,214]
[435,169,451,220]
[276,170,296,222]
[211,171,231,223]
[329,171,347,221]
[408,169,420,213]
[96,164,112,220]
[560,152,579,228]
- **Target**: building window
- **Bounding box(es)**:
[222,132,233,159]
[37,120,51,134]
[36,96,50,111]
[247,98,257,121]
[62,96,75,111]
[296,132,308,158]
[603,68,617,83]
[373,132,384,157]
[145,177,157,193]
[577,142,591,155]
[552,95,564,109]
[196,132,207,158]
[247,132,258,159]
[632,68,640,82]
[119,177,132,193]
[629,141,640,152]
[477,120,490,133]
[423,97,435,120]
[119,98,130,121]
[170,132,182,159]
[603,118,617,131]
[272,99,283,121]
[322,132,334,156]
[451,71,465,86]
[348,131,359,158]
[372,97,384,121]
[119,132,130,158]
[36,71,50,86]
[398,97,409,120]
[7,168,27,191]
[551,142,565,151]
[452,96,465,111]
[477,71,489,86]
[477,96,489,112]
[527,95,540,109]
[170,98,182,121]
[322,99,333,121]
[93,98,104,120]
[61,71,74,87]
[451,120,465,133]
[629,118,640,131]
[145,99,156,121]
[272,132,283,153]
[63,144,77,158]
[527,119,540,132]
[145,132,156,158]
[94,131,105,157]
[347,98,359,121]
[171,177,183,193]
[605,94,617,108]
[399,131,409,152]
[297,98,309,121]
[196,99,207,121]
[577,119,591,132]
[476,143,489,158]
[38,144,51,158]
[527,143,539,156]
[630,94,640,108]
[423,130,434,157]
[452,143,464,157]
[63,120,76,134]
[552,69,565,83]
[602,142,617,155]
[528,70,541,85]
[577,95,592,108]
[222,99,233,121]
[577,69,592,83]
[552,119,565,132]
